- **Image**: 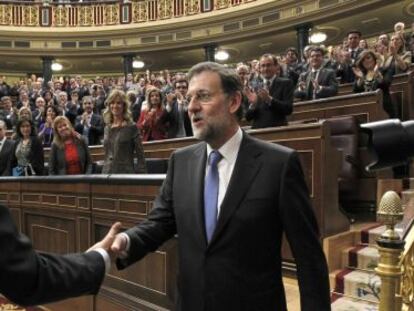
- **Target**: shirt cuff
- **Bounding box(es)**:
[90,248,111,274]
[118,232,131,259]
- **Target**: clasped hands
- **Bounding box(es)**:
[87,222,130,261]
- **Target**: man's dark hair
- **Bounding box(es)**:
[285,47,298,57]
[347,30,362,38]
[187,62,243,120]
[174,79,188,89]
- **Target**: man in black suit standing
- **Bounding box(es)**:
[111,62,331,311]
[164,79,193,138]
[0,204,121,306]
[75,96,104,146]
[295,47,338,101]
[0,120,13,176]
[245,53,294,128]
[338,30,365,83]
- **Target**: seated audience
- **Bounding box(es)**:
[10,118,44,176]
[102,89,146,174]
[353,50,396,118]
[75,96,104,146]
[49,116,92,175]
[38,105,60,147]
[294,47,338,100]
[245,53,293,128]
[137,88,168,141]
[0,120,14,176]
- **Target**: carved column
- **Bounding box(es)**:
[295,23,312,61]
[123,54,134,79]
[204,44,217,62]
[42,56,53,88]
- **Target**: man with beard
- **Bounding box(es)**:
[109,62,330,311]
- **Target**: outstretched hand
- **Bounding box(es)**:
[88,222,122,255]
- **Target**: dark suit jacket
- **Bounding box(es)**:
[75,113,104,146]
[294,68,338,101]
[0,139,14,176]
[10,136,44,175]
[49,138,92,175]
[245,77,294,128]
[163,100,193,138]
[117,133,330,311]
[0,204,105,306]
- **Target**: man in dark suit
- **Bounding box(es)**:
[245,53,294,128]
[164,79,193,138]
[111,62,331,311]
[75,96,104,146]
[337,30,365,83]
[0,204,121,306]
[0,120,13,176]
[295,47,338,101]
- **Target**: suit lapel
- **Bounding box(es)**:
[189,143,209,246]
[208,134,262,246]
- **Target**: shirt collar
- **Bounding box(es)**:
[206,127,243,165]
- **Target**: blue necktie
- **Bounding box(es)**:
[204,150,222,243]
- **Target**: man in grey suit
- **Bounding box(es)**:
[0,120,13,176]
[111,62,331,311]
[294,47,338,101]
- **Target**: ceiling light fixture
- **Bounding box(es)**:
[133,60,145,69]
[310,32,327,44]
[215,50,229,61]
[51,63,63,71]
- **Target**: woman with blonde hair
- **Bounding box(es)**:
[49,116,92,175]
[18,106,32,122]
[383,32,412,74]
[102,89,146,174]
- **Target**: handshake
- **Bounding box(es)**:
[88,222,129,262]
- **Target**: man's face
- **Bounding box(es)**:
[310,51,323,69]
[83,100,94,114]
[59,94,67,105]
[286,51,297,63]
[35,98,45,109]
[127,74,133,82]
[175,81,188,97]
[71,93,79,102]
[378,35,389,46]
[3,99,11,110]
[54,82,62,90]
[0,123,5,140]
[236,67,249,82]
[347,33,360,49]
[20,91,28,101]
[187,71,237,147]
[259,57,277,79]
